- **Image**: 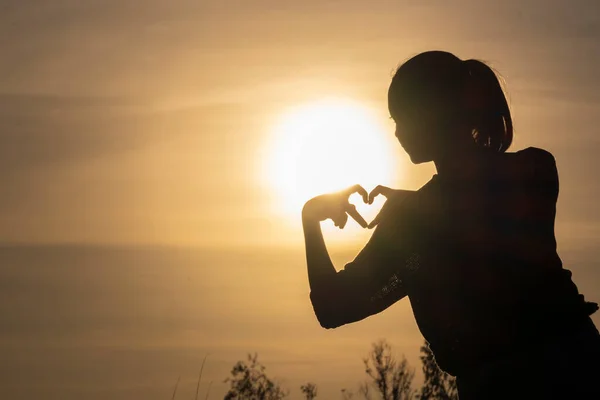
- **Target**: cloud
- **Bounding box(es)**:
[0,94,157,174]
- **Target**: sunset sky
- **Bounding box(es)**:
[1,0,599,247]
[1,1,600,399]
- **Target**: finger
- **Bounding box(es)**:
[345,203,368,228]
[338,212,348,229]
[367,200,392,229]
[368,213,381,229]
[368,185,395,204]
[367,206,386,229]
[343,184,369,204]
[332,211,348,229]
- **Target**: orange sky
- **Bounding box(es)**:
[1,0,599,249]
[1,1,600,399]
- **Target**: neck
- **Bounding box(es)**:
[433,147,486,180]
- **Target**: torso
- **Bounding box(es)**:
[403,148,591,375]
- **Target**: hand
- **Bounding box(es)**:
[367,185,415,229]
[302,184,369,229]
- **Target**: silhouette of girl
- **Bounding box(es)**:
[302,51,600,399]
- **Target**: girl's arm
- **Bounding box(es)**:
[301,185,369,292]
[302,185,415,329]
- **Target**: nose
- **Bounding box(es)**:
[395,125,406,143]
[395,125,413,151]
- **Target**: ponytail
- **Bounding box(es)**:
[388,51,514,154]
[462,59,513,153]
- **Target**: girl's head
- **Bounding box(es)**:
[388,51,513,164]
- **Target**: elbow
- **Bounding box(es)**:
[311,294,375,329]
[319,321,340,330]
[310,292,348,329]
[313,308,344,329]
[315,312,344,329]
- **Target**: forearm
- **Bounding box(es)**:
[300,185,393,328]
[302,211,337,291]
[302,209,407,329]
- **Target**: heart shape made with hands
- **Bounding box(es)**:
[339,185,409,230]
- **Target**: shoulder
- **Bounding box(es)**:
[518,147,556,166]
[512,147,558,180]
[514,147,559,195]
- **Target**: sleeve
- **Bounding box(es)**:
[309,195,422,329]
[530,149,599,316]
[525,148,598,315]
[526,147,559,200]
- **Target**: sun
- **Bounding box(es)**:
[262,98,399,227]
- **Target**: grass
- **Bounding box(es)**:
[172,353,211,400]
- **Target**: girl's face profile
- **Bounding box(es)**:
[393,112,436,165]
[389,85,439,165]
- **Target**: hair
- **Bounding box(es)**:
[388,51,513,153]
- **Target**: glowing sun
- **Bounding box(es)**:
[263,98,399,223]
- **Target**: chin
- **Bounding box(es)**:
[408,152,432,164]
[400,142,433,164]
